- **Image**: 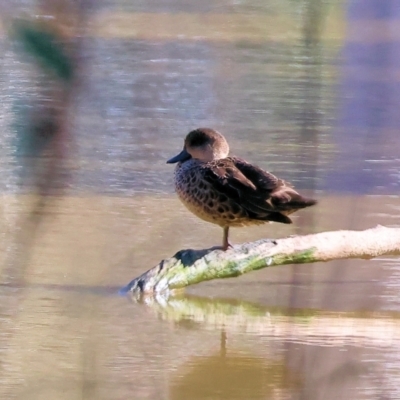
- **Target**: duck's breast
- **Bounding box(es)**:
[173,160,262,227]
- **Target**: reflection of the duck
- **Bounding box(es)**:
[170,330,300,400]
[158,297,301,400]
[133,294,398,399]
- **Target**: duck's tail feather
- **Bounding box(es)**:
[271,188,317,210]
[264,212,293,224]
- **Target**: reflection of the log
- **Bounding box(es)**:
[140,294,400,348]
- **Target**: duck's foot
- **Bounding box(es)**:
[222,227,233,251]
[212,243,233,251]
[216,242,233,251]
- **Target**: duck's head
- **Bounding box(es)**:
[167,128,229,164]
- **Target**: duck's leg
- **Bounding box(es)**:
[222,226,232,251]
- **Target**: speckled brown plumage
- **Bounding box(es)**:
[167,128,317,250]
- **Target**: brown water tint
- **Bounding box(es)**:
[1,0,400,399]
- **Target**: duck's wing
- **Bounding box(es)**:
[201,157,285,220]
[231,157,283,191]
[203,157,315,221]
[232,157,317,211]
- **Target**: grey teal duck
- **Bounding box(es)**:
[167,128,317,250]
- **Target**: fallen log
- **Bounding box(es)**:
[121,225,400,295]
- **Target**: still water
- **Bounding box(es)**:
[1,0,400,399]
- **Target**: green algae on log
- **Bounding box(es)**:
[121,225,400,295]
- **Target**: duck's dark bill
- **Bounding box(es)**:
[167,149,191,163]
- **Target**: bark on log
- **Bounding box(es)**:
[121,225,400,295]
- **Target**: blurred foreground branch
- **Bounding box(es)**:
[3,3,88,283]
[122,225,400,295]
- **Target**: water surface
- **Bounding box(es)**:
[1,0,400,399]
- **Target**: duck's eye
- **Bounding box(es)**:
[189,134,208,147]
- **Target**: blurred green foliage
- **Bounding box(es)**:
[11,19,74,82]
